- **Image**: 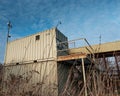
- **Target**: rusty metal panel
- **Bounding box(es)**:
[4,61,58,96]
[5,28,57,65]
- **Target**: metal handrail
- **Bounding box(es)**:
[57,38,95,60]
[57,38,94,51]
[57,38,85,45]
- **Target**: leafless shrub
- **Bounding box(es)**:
[61,57,120,96]
[0,69,50,96]
[0,56,120,96]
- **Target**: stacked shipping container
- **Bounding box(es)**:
[3,28,69,96]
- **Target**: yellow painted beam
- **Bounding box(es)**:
[57,53,87,61]
[69,41,120,55]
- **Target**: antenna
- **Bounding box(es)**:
[7,20,12,43]
[56,21,62,28]
[99,34,101,45]
[97,34,101,53]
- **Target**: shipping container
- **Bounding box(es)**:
[4,61,58,96]
[57,62,72,94]
[3,28,70,96]
[56,30,68,56]
[5,28,68,65]
[3,61,71,96]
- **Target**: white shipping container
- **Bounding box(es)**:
[5,28,68,65]
[3,28,69,96]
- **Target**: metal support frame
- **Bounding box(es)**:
[114,53,120,79]
[103,54,108,70]
[82,58,87,96]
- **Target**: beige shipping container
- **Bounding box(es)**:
[3,61,71,96]
[5,28,68,65]
[3,28,69,96]
[4,61,58,96]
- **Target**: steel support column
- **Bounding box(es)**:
[82,58,87,96]
[114,53,120,79]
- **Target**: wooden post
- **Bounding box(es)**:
[82,58,87,96]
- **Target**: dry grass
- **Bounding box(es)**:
[60,58,120,96]
[0,57,120,96]
[0,67,53,96]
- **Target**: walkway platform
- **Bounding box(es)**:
[69,40,120,57]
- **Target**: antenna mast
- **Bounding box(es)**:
[7,21,12,43]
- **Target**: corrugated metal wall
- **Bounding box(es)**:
[3,28,69,96]
[5,28,68,65]
[56,30,68,56]
[5,28,57,65]
[4,61,58,96]
[57,63,72,95]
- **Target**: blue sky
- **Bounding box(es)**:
[0,0,120,63]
